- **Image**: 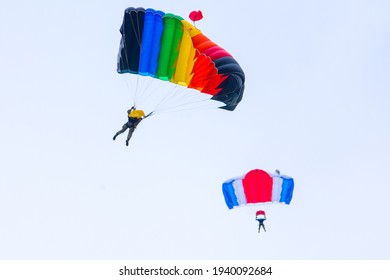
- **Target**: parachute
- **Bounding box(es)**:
[222,169,294,209]
[117,7,245,115]
[222,169,294,233]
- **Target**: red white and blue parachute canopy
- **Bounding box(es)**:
[222,169,294,209]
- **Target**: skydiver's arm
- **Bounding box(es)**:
[134,119,142,127]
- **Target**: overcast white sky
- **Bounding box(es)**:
[1,0,389,260]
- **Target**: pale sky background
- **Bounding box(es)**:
[1,0,389,260]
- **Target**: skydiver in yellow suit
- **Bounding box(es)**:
[113,107,145,146]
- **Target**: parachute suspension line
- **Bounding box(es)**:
[157,98,219,113]
[152,84,180,113]
[151,85,201,114]
[118,34,134,107]
[119,22,227,113]
[119,22,136,109]
[129,12,144,108]
[152,103,220,115]
[133,74,140,108]
[157,85,189,111]
[129,11,142,48]
[151,86,220,115]
[144,111,155,119]
[122,75,138,109]
[134,77,160,109]
[155,90,208,112]
[119,10,145,109]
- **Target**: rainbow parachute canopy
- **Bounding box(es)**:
[117,7,245,111]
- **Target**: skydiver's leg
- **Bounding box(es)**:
[113,123,129,140]
[257,219,266,233]
[126,126,135,146]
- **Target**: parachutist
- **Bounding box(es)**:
[222,169,294,234]
[256,210,267,233]
[256,219,266,233]
[113,107,144,145]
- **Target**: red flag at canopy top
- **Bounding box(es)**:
[189,10,203,22]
